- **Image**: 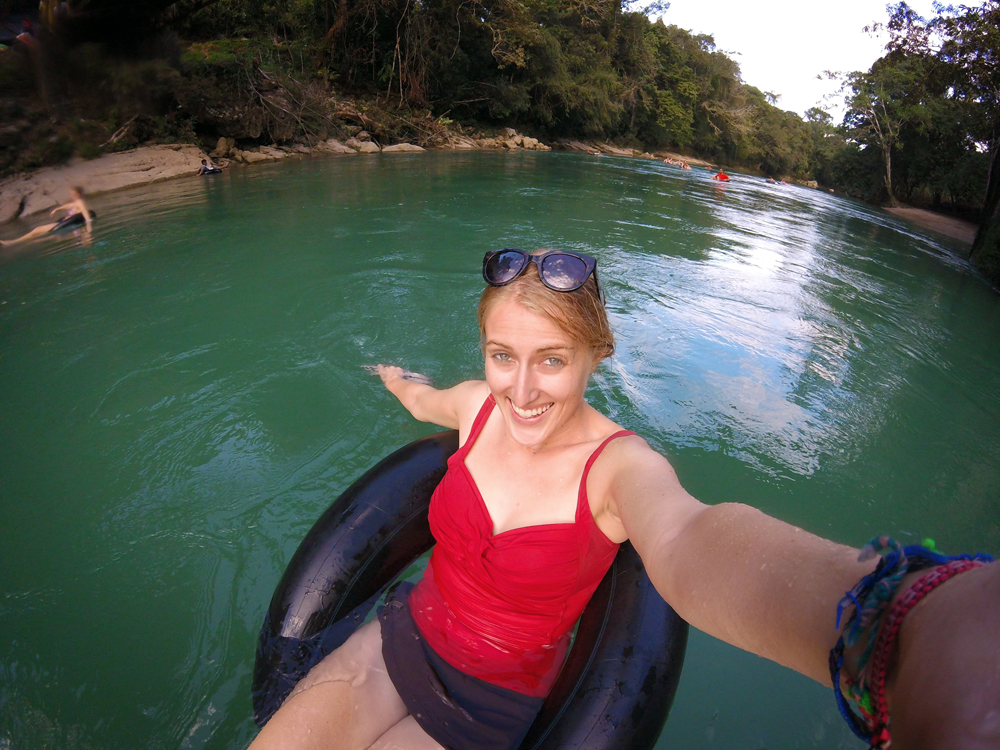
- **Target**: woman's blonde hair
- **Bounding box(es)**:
[477,255,615,360]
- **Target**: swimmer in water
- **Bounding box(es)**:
[249,249,999,750]
[710,169,730,181]
[0,187,92,246]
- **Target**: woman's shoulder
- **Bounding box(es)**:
[584,419,675,484]
[449,380,492,436]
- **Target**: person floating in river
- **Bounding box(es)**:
[248,248,998,750]
[710,168,730,181]
[197,159,223,175]
[0,186,92,246]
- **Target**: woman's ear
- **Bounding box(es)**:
[590,347,609,373]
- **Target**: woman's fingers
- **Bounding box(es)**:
[376,364,404,385]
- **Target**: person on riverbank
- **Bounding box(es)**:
[249,249,997,750]
[711,168,730,181]
[0,186,92,246]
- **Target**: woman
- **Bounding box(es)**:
[0,187,92,246]
[250,249,998,750]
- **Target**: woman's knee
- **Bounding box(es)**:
[288,619,391,699]
[250,620,408,750]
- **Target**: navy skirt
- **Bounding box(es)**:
[379,582,544,750]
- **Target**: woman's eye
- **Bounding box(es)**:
[544,357,565,367]
[492,352,511,363]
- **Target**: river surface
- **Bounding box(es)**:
[2,152,998,750]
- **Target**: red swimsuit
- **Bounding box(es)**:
[408,395,634,697]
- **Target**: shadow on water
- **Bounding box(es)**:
[1,152,998,749]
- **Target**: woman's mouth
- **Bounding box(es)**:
[508,399,553,421]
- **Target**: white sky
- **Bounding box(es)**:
[651,1,939,120]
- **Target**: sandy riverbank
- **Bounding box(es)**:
[0,132,716,231]
[885,206,978,246]
[0,145,212,224]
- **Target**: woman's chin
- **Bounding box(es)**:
[503,407,558,448]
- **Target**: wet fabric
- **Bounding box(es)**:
[409,394,633,696]
[380,582,543,750]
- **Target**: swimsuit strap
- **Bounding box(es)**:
[579,430,635,494]
[459,393,497,457]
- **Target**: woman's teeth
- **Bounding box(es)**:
[509,400,552,419]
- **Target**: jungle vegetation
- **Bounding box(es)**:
[1,0,998,282]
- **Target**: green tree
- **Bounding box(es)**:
[840,52,935,206]
[933,1,1000,269]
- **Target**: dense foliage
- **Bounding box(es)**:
[2,0,999,281]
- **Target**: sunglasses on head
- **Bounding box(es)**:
[482,248,605,303]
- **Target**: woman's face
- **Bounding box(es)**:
[482,297,598,450]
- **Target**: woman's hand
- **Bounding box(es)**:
[376,364,406,390]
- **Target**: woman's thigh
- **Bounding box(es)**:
[370,716,445,750]
[248,619,409,750]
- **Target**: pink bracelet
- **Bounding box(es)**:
[865,559,988,747]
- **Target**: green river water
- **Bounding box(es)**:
[1,152,998,750]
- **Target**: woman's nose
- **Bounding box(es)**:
[513,364,536,403]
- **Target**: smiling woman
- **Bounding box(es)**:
[247,246,999,750]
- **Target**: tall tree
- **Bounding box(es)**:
[840,52,933,206]
[934,1,1000,266]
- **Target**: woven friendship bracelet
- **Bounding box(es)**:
[829,537,995,749]
[865,559,989,746]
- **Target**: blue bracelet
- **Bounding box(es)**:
[829,537,994,747]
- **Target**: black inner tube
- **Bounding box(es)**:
[51,210,97,233]
[252,431,689,749]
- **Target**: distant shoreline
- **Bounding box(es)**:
[0,134,721,233]
[4,141,976,253]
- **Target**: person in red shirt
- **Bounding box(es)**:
[711,168,730,181]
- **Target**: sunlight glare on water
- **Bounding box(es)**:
[1,152,998,750]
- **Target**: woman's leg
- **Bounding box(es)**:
[248,619,409,750]
[369,716,445,750]
[0,223,59,246]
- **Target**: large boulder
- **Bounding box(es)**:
[241,150,273,164]
[210,137,234,158]
[316,139,356,154]
[448,137,478,150]
[356,141,381,153]
[381,143,425,153]
[597,142,634,157]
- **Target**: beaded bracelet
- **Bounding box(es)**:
[829,537,994,748]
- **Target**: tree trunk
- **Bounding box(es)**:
[970,142,1000,266]
[323,0,350,49]
[883,143,898,207]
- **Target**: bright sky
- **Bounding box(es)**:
[652,0,939,120]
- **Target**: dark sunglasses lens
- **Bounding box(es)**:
[540,254,589,290]
[485,251,527,284]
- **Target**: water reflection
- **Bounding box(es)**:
[0,152,998,750]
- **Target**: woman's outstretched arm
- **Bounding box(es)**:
[610,441,869,683]
[377,366,485,431]
[608,439,999,749]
